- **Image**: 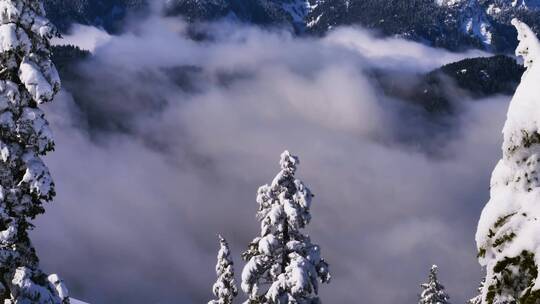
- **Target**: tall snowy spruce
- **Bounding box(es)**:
[418,265,450,304]
[476,19,540,304]
[0,0,68,303]
[241,151,331,304]
[209,235,238,304]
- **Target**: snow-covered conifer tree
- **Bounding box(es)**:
[0,0,68,302]
[467,280,484,304]
[418,265,450,304]
[241,151,331,304]
[209,235,238,304]
[475,19,540,304]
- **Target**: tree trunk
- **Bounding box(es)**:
[282,219,289,274]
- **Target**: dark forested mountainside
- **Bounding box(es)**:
[165,0,540,52]
[374,55,524,113]
[44,0,146,32]
[44,0,540,52]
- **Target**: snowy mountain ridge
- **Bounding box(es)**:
[436,0,540,46]
[436,0,540,8]
[43,0,540,52]
[163,0,317,31]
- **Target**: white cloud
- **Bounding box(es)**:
[34,16,509,304]
[323,26,488,71]
[52,24,112,52]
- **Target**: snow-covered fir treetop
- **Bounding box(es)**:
[419,265,450,304]
[500,19,540,153]
[209,235,237,304]
[475,19,540,304]
[216,235,233,273]
[241,150,330,303]
[512,18,540,73]
[466,280,484,304]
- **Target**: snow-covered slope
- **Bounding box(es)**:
[476,19,540,304]
[439,0,540,49]
[459,0,494,46]
[437,0,540,9]
[164,0,316,31]
[304,0,540,51]
[45,0,540,52]
[504,0,540,8]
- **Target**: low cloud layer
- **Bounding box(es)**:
[33,15,510,304]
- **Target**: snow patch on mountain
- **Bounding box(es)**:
[511,0,540,8]
[461,1,494,46]
[307,12,323,28]
[281,0,318,26]
[435,0,464,7]
[438,0,540,9]
[462,17,493,45]
[486,4,502,15]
